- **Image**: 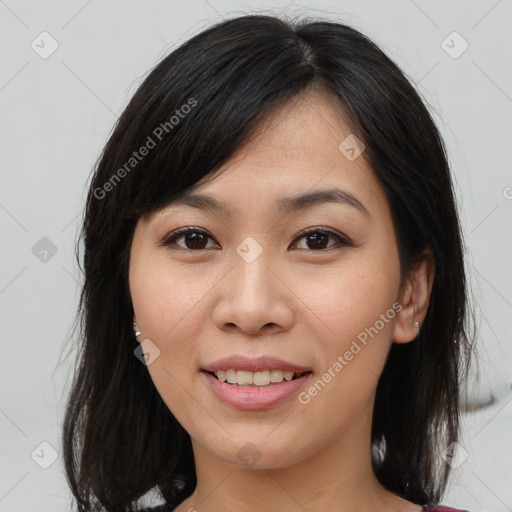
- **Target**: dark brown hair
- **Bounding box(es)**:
[62,14,475,511]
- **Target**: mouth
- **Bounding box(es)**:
[200,355,314,408]
[200,368,314,410]
[203,369,313,388]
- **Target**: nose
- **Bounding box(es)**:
[212,249,295,336]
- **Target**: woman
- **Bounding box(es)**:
[62,14,475,512]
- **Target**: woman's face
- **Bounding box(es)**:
[129,91,406,468]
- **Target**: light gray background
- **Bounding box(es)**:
[0,1,511,511]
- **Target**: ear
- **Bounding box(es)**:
[393,249,435,344]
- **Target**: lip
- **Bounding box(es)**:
[201,355,312,373]
[201,370,313,410]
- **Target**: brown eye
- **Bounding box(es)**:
[160,227,351,252]
[160,228,218,251]
[292,229,350,251]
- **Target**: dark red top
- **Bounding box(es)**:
[423,507,471,512]
[139,504,471,511]
[422,507,471,512]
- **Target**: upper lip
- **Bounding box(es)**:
[202,355,312,373]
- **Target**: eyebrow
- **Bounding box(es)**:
[167,187,370,218]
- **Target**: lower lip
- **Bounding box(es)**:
[201,371,312,410]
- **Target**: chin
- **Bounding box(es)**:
[200,433,311,470]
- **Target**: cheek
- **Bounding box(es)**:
[299,258,400,353]
[130,255,207,348]
[129,257,204,418]
[293,254,400,409]
[294,247,401,420]
[294,280,398,446]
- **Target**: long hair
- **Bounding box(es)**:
[62,14,474,511]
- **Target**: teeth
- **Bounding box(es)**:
[225,369,237,383]
[237,370,253,385]
[213,369,303,386]
[270,369,283,382]
[253,371,271,386]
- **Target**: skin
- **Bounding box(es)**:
[129,90,435,512]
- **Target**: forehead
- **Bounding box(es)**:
[149,90,389,222]
[220,90,363,165]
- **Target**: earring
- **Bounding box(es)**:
[413,321,420,335]
[133,321,141,339]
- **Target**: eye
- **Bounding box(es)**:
[159,227,218,251]
[291,228,351,251]
[159,226,351,252]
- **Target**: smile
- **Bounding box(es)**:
[201,370,313,410]
[210,369,310,387]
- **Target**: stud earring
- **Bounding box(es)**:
[413,321,420,335]
[133,321,141,339]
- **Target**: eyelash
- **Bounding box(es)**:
[158,226,352,252]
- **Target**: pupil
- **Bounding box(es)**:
[307,233,327,250]
[186,233,207,249]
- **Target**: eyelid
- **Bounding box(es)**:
[157,226,215,248]
[292,226,352,250]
